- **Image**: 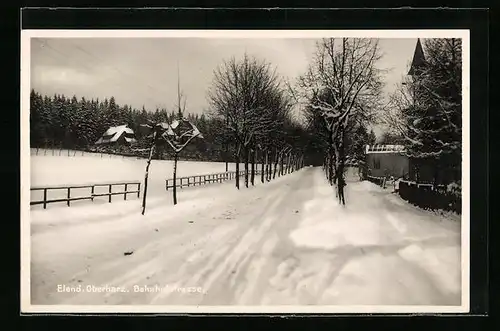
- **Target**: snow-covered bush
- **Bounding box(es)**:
[446,181,462,197]
[398,180,461,214]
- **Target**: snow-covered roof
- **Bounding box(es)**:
[95,125,136,145]
[170,120,180,129]
[366,144,405,154]
[162,119,203,139]
[103,125,134,138]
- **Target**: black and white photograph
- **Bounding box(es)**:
[21,29,469,313]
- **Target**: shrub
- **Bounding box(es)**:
[398,180,461,214]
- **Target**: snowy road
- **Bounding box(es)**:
[30,167,461,306]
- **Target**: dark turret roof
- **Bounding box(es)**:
[408,38,426,76]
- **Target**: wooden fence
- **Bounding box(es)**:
[30,181,141,209]
[367,175,386,188]
[165,170,268,190]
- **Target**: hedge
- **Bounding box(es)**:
[398,180,461,214]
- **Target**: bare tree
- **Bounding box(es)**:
[293,38,384,205]
[138,122,167,215]
[163,76,204,205]
[207,54,282,189]
[162,117,203,205]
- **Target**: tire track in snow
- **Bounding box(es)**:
[199,170,313,305]
[150,177,293,304]
[149,169,314,305]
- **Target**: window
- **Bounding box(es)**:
[373,158,381,169]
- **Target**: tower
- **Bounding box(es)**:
[408,38,426,76]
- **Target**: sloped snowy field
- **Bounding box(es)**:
[28,165,462,308]
[30,149,255,209]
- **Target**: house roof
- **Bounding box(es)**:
[95,125,136,144]
[103,125,134,138]
[162,119,203,139]
[366,144,405,154]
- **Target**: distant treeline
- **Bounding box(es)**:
[29,90,229,161]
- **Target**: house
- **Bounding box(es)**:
[365,144,409,179]
[95,125,137,146]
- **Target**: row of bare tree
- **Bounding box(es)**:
[207,54,306,190]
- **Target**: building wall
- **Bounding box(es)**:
[366,153,410,178]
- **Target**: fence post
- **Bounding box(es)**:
[91,186,95,201]
[166,180,168,191]
[67,188,70,206]
[124,183,128,200]
[187,177,190,187]
[137,183,141,198]
[108,184,112,203]
[43,188,47,209]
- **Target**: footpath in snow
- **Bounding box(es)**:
[29,167,462,307]
[287,169,462,306]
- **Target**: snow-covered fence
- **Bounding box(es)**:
[30,148,139,160]
[398,180,461,214]
[367,175,386,188]
[30,181,141,209]
[166,170,267,190]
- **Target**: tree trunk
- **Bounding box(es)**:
[280,154,284,176]
[326,153,330,183]
[244,146,249,188]
[251,149,255,186]
[267,151,272,181]
[261,149,266,183]
[173,152,178,205]
[235,153,240,190]
[141,141,156,215]
[265,152,269,181]
[337,134,347,206]
[273,149,279,179]
[329,151,335,186]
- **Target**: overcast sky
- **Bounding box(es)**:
[30,37,418,135]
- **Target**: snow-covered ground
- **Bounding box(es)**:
[29,166,462,307]
[30,150,258,209]
[31,150,240,186]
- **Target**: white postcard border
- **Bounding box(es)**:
[20,28,471,314]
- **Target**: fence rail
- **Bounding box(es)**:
[367,175,386,188]
[30,181,141,209]
[166,170,268,190]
